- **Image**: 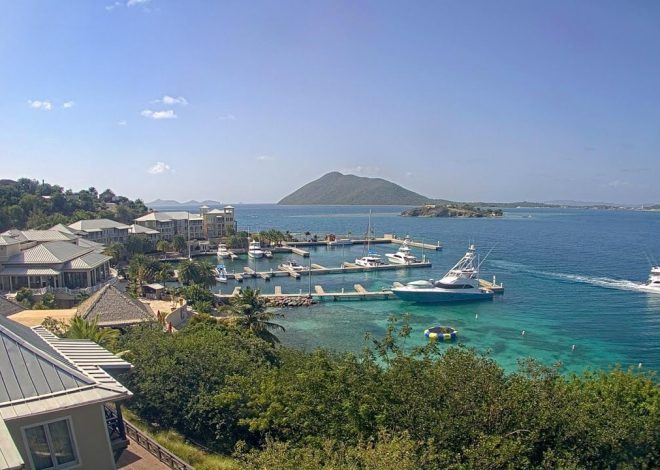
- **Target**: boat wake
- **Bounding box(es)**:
[489,260,647,293]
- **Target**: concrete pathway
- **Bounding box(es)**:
[117,440,171,470]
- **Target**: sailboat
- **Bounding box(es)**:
[355,210,383,267]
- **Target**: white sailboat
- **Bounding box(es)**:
[355,211,383,267]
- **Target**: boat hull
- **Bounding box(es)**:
[248,252,264,259]
[385,254,415,265]
[392,287,493,303]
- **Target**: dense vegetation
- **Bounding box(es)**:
[401,204,504,218]
[119,316,659,469]
[0,178,148,231]
[278,172,438,205]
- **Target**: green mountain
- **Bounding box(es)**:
[278,172,435,205]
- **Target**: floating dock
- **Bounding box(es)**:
[225,260,432,281]
[479,277,504,294]
[390,238,443,251]
[216,284,396,301]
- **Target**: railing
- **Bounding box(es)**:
[124,421,194,470]
[6,276,119,297]
[104,404,127,441]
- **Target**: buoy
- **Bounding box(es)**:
[475,313,478,319]
[638,362,643,369]
[521,330,526,336]
[572,344,576,351]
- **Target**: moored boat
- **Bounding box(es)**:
[392,244,493,303]
[385,239,419,265]
[278,259,308,271]
[214,264,228,283]
[248,240,264,258]
[217,243,230,258]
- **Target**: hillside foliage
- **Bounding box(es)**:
[119,317,659,469]
[0,178,148,231]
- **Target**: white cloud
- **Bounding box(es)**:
[105,2,121,10]
[405,171,413,177]
[155,95,188,106]
[62,101,75,109]
[256,155,273,161]
[147,162,173,175]
[127,0,150,6]
[27,100,53,111]
[117,120,127,126]
[141,109,177,120]
[218,114,236,121]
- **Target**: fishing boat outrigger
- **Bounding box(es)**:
[392,244,494,303]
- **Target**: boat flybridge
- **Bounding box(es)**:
[640,266,660,293]
[248,240,264,259]
[385,239,419,265]
[215,264,228,283]
[392,244,493,303]
[217,243,230,258]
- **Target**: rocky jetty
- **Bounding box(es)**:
[265,296,317,308]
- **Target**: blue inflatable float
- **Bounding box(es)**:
[424,326,458,341]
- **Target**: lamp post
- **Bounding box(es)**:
[308,252,312,298]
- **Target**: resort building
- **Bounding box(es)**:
[0,315,133,470]
[133,211,203,241]
[200,205,236,239]
[0,241,112,293]
[128,224,160,242]
[67,219,130,245]
[0,230,78,251]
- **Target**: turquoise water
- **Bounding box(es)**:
[179,204,660,373]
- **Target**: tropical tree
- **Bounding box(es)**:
[172,235,186,254]
[128,254,157,296]
[155,262,174,283]
[103,243,124,265]
[66,316,120,349]
[156,239,171,253]
[226,287,285,344]
[178,259,216,287]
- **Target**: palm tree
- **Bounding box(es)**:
[155,262,174,283]
[172,235,186,254]
[196,260,217,288]
[103,243,124,265]
[128,254,155,296]
[226,287,285,344]
[67,316,119,349]
[156,239,171,253]
[177,259,200,285]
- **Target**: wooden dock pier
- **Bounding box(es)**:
[390,238,443,251]
[479,277,504,294]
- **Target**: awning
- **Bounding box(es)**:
[144,283,165,290]
[0,267,60,276]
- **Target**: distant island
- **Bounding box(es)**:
[278,172,445,206]
[402,204,503,218]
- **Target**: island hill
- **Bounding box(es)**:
[278,171,504,217]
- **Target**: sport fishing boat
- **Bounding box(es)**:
[278,259,308,271]
[216,243,230,258]
[640,266,660,293]
[214,264,228,283]
[385,239,419,265]
[392,244,493,303]
[247,240,264,259]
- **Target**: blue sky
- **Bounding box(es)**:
[1,0,659,204]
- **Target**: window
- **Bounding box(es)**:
[23,418,79,470]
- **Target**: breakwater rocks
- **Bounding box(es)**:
[265,296,317,308]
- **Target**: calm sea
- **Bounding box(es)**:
[164,204,660,373]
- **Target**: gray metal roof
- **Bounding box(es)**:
[0,236,20,247]
[68,219,130,231]
[129,224,160,235]
[64,252,111,270]
[75,238,106,253]
[78,285,155,327]
[5,241,93,265]
[0,316,131,421]
[0,298,23,318]
[0,316,94,405]
[0,267,60,276]
[134,211,192,222]
[49,223,83,236]
[0,418,23,470]
[16,230,76,242]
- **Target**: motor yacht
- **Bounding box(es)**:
[247,240,264,259]
[278,259,308,271]
[217,243,230,258]
[392,244,493,303]
[385,240,419,265]
[214,264,228,283]
[640,266,660,293]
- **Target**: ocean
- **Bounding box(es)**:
[165,204,660,374]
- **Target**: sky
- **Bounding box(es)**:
[1,0,659,204]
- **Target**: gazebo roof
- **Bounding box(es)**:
[77,285,155,327]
